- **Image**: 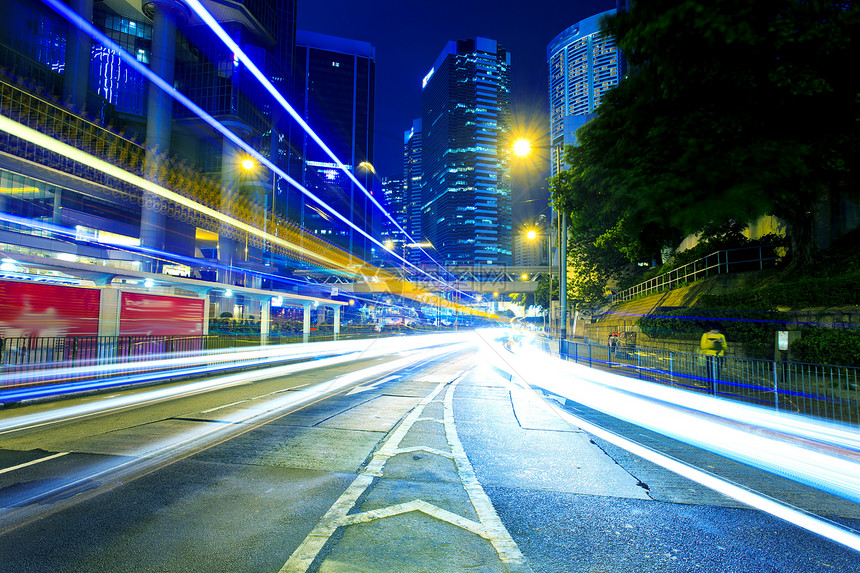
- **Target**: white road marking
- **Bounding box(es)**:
[278,369,529,572]
[339,499,487,536]
[345,375,399,396]
[0,451,70,475]
[442,378,528,567]
[200,384,313,414]
[200,399,250,413]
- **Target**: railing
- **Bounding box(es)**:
[559,339,860,427]
[610,245,784,304]
[0,335,220,386]
[0,329,451,394]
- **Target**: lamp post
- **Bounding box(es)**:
[526,227,551,334]
[514,138,567,349]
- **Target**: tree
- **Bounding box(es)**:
[554,0,860,270]
[508,291,535,310]
[533,274,558,310]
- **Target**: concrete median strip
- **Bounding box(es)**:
[279,368,531,572]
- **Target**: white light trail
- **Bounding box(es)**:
[0,115,345,272]
[39,0,465,296]
[0,340,475,524]
[182,0,444,274]
[475,330,860,553]
[0,333,473,434]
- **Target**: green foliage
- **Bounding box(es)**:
[801,227,860,279]
[554,0,860,272]
[698,272,860,310]
[533,275,558,310]
[791,329,860,368]
[639,308,781,358]
[509,291,535,309]
[567,227,641,306]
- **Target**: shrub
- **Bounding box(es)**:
[639,307,782,359]
[791,329,860,367]
[699,272,860,310]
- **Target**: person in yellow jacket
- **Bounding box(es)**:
[700,329,727,356]
[700,328,727,394]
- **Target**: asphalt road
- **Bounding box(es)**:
[0,340,857,572]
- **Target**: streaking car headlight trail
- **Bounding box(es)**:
[0,338,476,531]
[475,329,860,553]
[39,0,468,297]
[0,333,474,433]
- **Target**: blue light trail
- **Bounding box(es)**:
[39,0,469,298]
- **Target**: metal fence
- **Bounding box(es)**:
[0,329,450,393]
[559,339,860,427]
[610,245,783,304]
[0,335,222,388]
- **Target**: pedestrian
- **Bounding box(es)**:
[700,328,728,394]
[607,333,618,361]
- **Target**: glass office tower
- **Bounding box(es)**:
[547,9,618,176]
[402,118,423,265]
[379,175,405,253]
[421,37,511,267]
[291,30,375,264]
[0,0,297,285]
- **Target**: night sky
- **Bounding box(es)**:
[298,0,616,227]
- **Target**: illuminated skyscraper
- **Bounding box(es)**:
[547,9,618,176]
[291,30,376,262]
[402,118,423,264]
[379,175,405,258]
[421,37,511,266]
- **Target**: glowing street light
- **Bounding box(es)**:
[514,136,568,346]
[513,138,532,157]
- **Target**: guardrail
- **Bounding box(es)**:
[0,335,218,386]
[559,339,859,427]
[610,245,783,304]
[0,329,455,392]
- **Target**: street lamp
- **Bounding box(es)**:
[513,138,569,349]
[240,156,279,264]
[526,226,552,334]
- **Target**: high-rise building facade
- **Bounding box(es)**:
[402,118,423,264]
[547,9,618,176]
[379,175,405,250]
[421,37,511,266]
[291,30,375,263]
[0,0,298,290]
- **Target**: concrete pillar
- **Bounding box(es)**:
[333,305,341,340]
[140,2,183,273]
[302,303,312,344]
[52,187,63,225]
[62,0,93,111]
[260,298,270,346]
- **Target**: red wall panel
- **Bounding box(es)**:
[0,280,100,337]
[119,292,204,336]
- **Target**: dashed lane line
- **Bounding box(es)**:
[0,451,70,475]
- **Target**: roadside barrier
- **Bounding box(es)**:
[558,338,859,428]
